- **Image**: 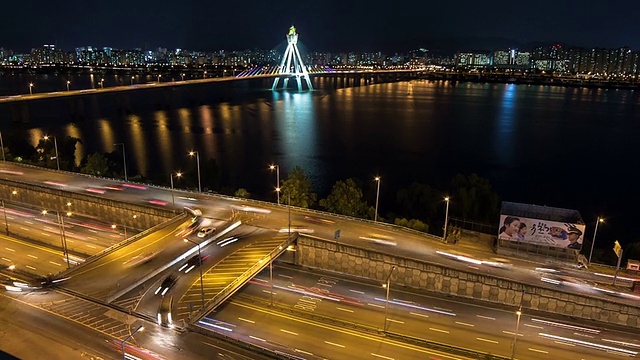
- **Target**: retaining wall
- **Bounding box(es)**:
[296,236,640,329]
[0,179,174,228]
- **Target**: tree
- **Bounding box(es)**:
[34,135,81,170]
[280,166,317,208]
[449,173,500,223]
[396,182,442,221]
[81,152,110,176]
[320,178,374,218]
[234,188,251,198]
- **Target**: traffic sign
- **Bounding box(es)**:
[613,240,622,258]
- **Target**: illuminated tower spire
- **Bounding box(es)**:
[272,25,313,91]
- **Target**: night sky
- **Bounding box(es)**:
[3,1,640,53]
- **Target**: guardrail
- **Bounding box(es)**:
[187,233,298,323]
[56,213,189,278]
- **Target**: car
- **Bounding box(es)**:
[157,296,174,327]
[197,227,216,238]
[178,254,209,273]
[155,275,177,296]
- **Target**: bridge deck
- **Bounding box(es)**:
[177,232,296,324]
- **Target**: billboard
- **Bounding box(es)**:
[498,214,586,250]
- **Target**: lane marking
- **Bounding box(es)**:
[5,247,15,252]
[337,307,353,313]
[238,318,254,323]
[502,331,523,336]
[295,349,313,355]
[371,353,395,360]
[280,329,298,336]
[455,321,475,327]
[554,341,575,347]
[410,312,429,318]
[476,338,498,344]
[368,303,385,309]
[387,319,404,324]
[278,274,292,279]
[528,348,548,354]
[26,265,36,270]
[524,324,543,329]
[325,341,345,348]
[249,336,266,342]
[49,261,62,266]
[350,290,365,294]
[28,254,38,259]
[19,227,30,231]
[477,315,495,320]
[86,244,97,249]
[429,328,449,334]
[1,257,11,262]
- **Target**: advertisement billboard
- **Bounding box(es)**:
[498,214,586,250]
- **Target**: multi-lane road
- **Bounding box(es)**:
[1,161,640,359]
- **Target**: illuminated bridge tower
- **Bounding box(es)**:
[272,25,313,91]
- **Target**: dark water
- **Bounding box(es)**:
[1,77,639,246]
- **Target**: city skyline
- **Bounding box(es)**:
[3,1,640,53]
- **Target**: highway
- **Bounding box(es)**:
[0,288,272,360]
[0,161,636,305]
[207,264,640,360]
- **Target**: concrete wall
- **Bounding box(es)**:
[0,179,174,229]
[296,236,640,329]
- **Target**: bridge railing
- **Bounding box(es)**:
[187,233,298,323]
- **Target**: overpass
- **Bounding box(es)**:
[1,161,639,332]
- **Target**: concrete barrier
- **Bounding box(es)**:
[296,236,640,329]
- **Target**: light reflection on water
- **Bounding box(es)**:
[9,80,640,240]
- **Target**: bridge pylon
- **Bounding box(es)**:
[272,25,313,91]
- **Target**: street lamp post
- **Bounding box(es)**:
[131,76,135,85]
[189,151,201,193]
[1,200,9,235]
[112,224,127,241]
[203,70,207,79]
[44,135,60,171]
[157,74,162,83]
[100,78,104,88]
[170,172,182,206]
[184,238,206,309]
[121,325,144,360]
[383,265,397,332]
[443,196,450,243]
[374,176,381,222]
[511,306,523,360]
[114,143,128,182]
[43,210,70,268]
[269,164,280,205]
[588,217,604,264]
[181,73,185,81]
[66,80,70,91]
[29,83,33,95]
[0,130,6,161]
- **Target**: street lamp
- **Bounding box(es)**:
[374,176,381,222]
[131,76,135,85]
[382,265,397,332]
[114,143,128,182]
[511,306,523,360]
[112,224,127,241]
[0,130,6,161]
[29,83,33,95]
[181,73,185,81]
[100,78,104,88]
[1,199,8,235]
[43,135,60,171]
[203,70,207,79]
[121,325,144,360]
[157,74,162,83]
[66,80,70,91]
[170,172,182,206]
[189,151,201,193]
[184,238,206,309]
[588,217,604,264]
[42,209,70,268]
[443,196,450,243]
[269,164,280,205]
